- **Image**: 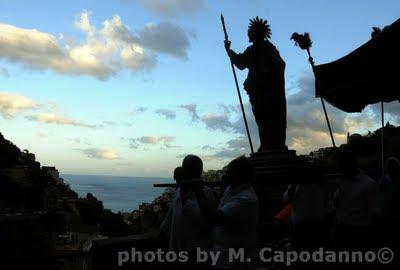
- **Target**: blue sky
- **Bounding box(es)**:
[1,0,399,177]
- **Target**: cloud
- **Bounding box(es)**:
[226,136,249,150]
[137,22,190,59]
[68,137,92,145]
[206,136,249,159]
[69,138,82,144]
[218,104,237,115]
[140,136,175,144]
[0,92,36,118]
[100,120,118,127]
[0,91,110,130]
[156,108,176,119]
[128,135,176,149]
[199,71,387,156]
[138,0,205,18]
[212,149,245,159]
[0,67,9,77]
[284,71,384,152]
[201,144,216,151]
[0,11,193,79]
[224,72,379,154]
[343,113,376,133]
[81,148,119,160]
[201,113,234,132]
[369,101,400,123]
[130,106,147,116]
[26,113,96,128]
[179,103,200,121]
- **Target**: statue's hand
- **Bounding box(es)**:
[224,40,231,52]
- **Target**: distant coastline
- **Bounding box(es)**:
[62,174,172,213]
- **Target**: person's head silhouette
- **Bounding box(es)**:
[248,16,271,43]
[386,157,400,179]
[224,156,254,188]
[337,150,359,177]
[182,154,203,180]
[173,166,184,184]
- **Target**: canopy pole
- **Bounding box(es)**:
[381,101,385,178]
[320,97,336,147]
[307,49,336,148]
[291,33,336,148]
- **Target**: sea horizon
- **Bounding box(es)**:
[62,174,173,213]
[62,173,171,180]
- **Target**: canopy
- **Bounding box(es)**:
[314,18,400,113]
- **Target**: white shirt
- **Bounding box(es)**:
[336,173,382,227]
[169,186,216,252]
[213,184,259,269]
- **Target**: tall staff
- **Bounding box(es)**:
[221,14,254,154]
[291,32,336,147]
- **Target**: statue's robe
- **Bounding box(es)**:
[230,41,287,150]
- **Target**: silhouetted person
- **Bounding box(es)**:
[173,166,184,187]
[334,150,381,249]
[225,17,287,151]
[168,155,216,259]
[196,156,259,269]
[160,166,185,238]
[381,157,400,250]
[283,182,328,249]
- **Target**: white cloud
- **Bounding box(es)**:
[26,113,96,128]
[138,0,205,18]
[370,101,400,123]
[81,148,119,160]
[0,91,103,129]
[128,135,176,149]
[0,92,35,118]
[74,10,95,34]
[140,135,175,144]
[0,11,193,79]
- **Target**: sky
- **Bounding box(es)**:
[0,0,399,177]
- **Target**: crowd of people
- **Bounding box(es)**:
[160,154,258,269]
[160,150,400,269]
[284,150,400,252]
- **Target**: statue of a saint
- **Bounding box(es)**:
[225,17,287,151]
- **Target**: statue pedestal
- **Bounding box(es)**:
[250,149,300,180]
[251,149,297,163]
[248,149,314,223]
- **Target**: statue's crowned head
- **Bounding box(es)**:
[248,16,271,43]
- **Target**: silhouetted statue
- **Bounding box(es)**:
[225,17,287,151]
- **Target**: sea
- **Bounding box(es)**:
[62,174,172,213]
